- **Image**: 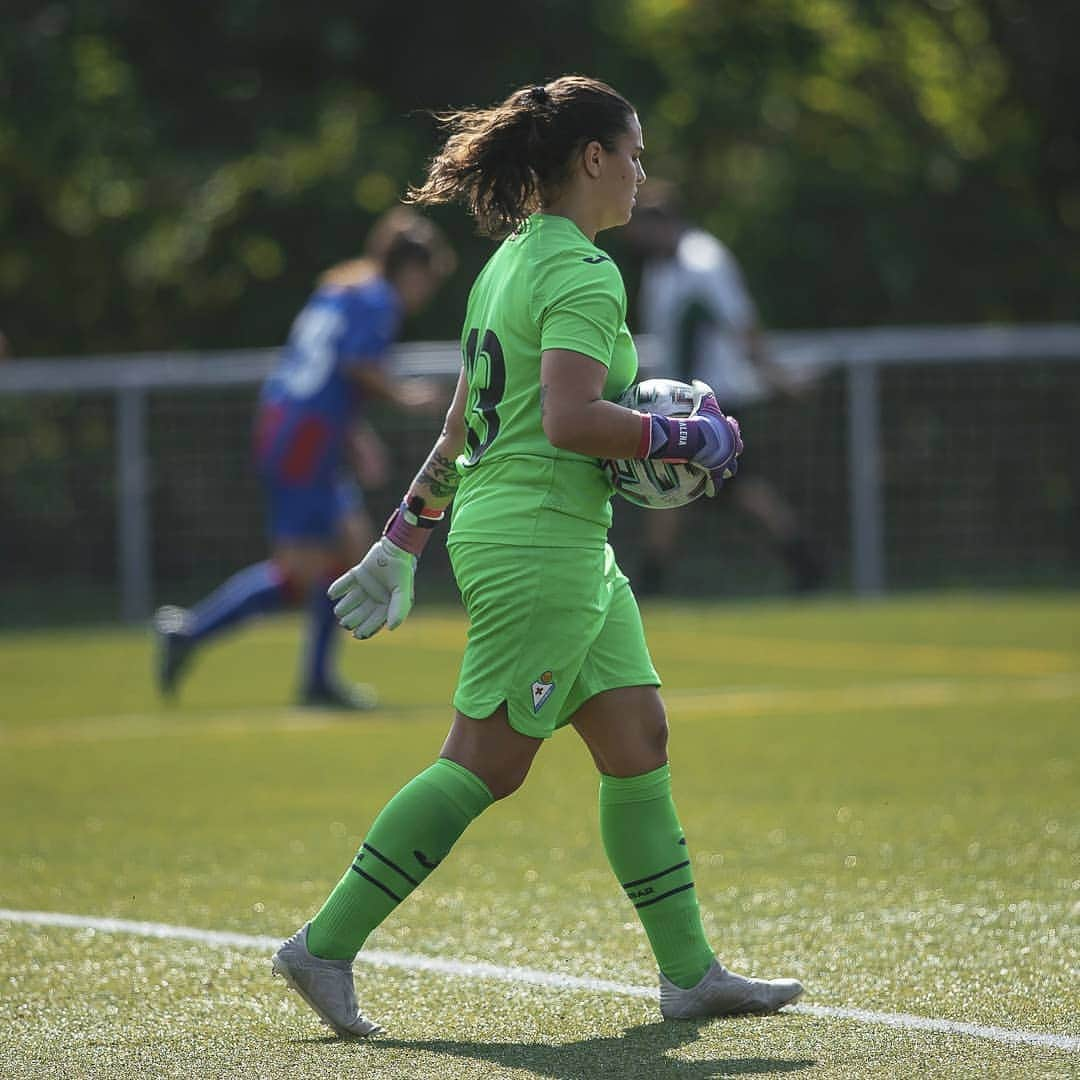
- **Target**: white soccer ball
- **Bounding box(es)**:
[605,378,711,509]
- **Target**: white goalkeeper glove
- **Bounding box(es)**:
[329,536,417,640]
[329,498,444,639]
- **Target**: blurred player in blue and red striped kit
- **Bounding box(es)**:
[154,208,455,709]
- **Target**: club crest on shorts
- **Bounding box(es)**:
[531,670,555,713]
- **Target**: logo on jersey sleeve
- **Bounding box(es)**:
[531,670,556,713]
[582,255,611,264]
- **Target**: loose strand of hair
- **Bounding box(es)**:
[406,104,540,236]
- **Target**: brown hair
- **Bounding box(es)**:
[405,75,636,236]
[319,207,456,288]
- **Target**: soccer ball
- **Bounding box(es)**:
[604,378,711,509]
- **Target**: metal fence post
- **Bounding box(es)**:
[116,385,152,622]
[847,361,885,595]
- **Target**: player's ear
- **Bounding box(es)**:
[582,139,604,179]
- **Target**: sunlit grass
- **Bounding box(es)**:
[1,592,1078,1078]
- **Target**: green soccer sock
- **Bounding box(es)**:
[306,757,494,960]
[599,764,715,989]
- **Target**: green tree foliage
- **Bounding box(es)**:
[610,0,1079,326]
[0,0,1076,354]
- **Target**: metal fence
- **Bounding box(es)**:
[1,325,1078,624]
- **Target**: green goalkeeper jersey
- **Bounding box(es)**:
[448,213,638,549]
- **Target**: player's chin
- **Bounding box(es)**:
[607,198,637,231]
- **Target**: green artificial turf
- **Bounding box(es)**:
[1,592,1077,1078]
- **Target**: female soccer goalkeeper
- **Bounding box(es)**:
[273,75,803,1034]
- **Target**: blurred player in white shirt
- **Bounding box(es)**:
[628,183,826,594]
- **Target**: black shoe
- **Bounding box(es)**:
[298,680,378,711]
[154,605,196,699]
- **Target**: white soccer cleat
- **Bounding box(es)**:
[271,924,381,1037]
[659,958,803,1020]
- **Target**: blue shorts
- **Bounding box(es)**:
[264,476,364,542]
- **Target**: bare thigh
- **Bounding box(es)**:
[571,685,669,777]
[269,541,338,593]
[440,705,544,801]
[337,508,377,567]
[269,509,376,592]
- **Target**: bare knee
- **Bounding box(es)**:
[478,759,532,801]
[619,705,668,775]
[440,707,542,802]
[643,708,669,763]
[572,686,669,778]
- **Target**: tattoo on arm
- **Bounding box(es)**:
[539,383,548,418]
[416,451,461,499]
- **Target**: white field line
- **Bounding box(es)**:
[1,909,1076,1054]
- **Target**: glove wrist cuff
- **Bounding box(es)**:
[645,413,703,462]
[634,412,656,458]
[383,497,444,557]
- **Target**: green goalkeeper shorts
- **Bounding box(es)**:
[448,541,661,739]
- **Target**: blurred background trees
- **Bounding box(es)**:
[1,0,1077,355]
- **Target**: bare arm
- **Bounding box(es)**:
[347,419,390,489]
[742,324,807,397]
[328,367,469,640]
[539,349,644,459]
[348,361,443,413]
[402,366,469,513]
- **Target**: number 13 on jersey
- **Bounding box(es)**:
[462,328,506,466]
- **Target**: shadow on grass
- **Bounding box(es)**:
[294,1018,816,1078]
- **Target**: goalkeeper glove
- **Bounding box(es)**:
[640,380,743,496]
[328,499,443,640]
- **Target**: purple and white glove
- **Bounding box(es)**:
[637,382,744,496]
